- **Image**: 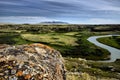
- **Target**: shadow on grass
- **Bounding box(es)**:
[0,33,33,45]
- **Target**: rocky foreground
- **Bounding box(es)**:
[0,44,66,80]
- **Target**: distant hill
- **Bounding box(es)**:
[40,21,69,25]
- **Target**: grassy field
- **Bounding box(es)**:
[97,36,120,49]
[65,58,120,79]
[20,31,110,60]
[21,32,78,53]
[21,32,78,46]
[0,29,26,33]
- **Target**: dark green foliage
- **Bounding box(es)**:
[97,36,120,49]
[63,33,110,60]
[0,33,32,45]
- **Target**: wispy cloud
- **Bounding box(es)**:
[0,0,120,24]
[87,18,120,24]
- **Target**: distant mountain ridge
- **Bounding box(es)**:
[40,21,69,24]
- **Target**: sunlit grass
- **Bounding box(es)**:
[0,29,25,33]
[21,32,78,46]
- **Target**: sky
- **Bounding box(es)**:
[0,0,120,24]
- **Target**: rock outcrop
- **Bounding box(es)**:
[0,43,66,80]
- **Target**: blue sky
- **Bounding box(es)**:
[0,0,120,24]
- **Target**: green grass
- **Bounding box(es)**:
[97,36,120,49]
[64,32,110,60]
[21,32,110,60]
[21,32,78,53]
[21,32,78,46]
[66,72,97,80]
[0,29,25,33]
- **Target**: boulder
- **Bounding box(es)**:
[0,43,66,80]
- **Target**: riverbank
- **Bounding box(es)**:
[97,36,120,49]
[87,35,120,62]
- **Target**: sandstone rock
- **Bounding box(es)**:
[0,43,66,80]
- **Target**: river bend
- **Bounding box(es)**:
[87,35,120,62]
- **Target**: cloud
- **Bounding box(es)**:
[87,18,120,24]
[0,0,120,24]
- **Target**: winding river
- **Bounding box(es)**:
[87,35,120,62]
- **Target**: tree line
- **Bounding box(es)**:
[0,24,120,33]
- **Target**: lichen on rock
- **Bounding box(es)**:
[0,43,66,80]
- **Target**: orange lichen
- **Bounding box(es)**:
[30,44,54,52]
[44,45,54,51]
[16,70,23,76]
[24,47,36,53]
[24,74,31,79]
[29,44,45,49]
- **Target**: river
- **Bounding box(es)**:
[87,35,120,62]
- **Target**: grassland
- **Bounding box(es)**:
[21,32,78,46]
[21,32,78,52]
[0,29,110,60]
[20,31,110,60]
[97,36,120,49]
[0,24,120,79]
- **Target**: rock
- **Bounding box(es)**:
[115,59,120,63]
[0,43,66,80]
